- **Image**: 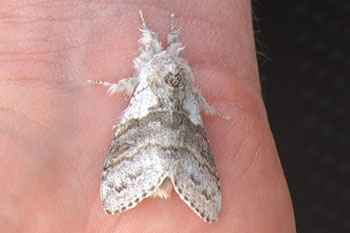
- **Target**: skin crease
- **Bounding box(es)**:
[0,0,296,233]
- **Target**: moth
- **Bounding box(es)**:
[88,11,227,223]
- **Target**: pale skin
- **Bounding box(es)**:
[0,1,296,233]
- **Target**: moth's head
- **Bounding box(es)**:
[163,62,185,90]
[145,51,194,100]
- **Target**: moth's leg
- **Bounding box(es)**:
[138,10,162,52]
[194,90,230,120]
[134,11,162,72]
[167,13,178,46]
[87,77,139,96]
[166,13,184,56]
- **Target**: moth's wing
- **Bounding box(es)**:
[170,117,222,223]
[100,142,168,215]
[171,151,222,223]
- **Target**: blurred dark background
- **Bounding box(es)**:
[254,1,350,232]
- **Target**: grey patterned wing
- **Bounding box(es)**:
[171,149,222,223]
[169,116,222,223]
[100,138,168,215]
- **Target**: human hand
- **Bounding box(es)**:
[0,1,296,232]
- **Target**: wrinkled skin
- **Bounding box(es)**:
[0,1,296,233]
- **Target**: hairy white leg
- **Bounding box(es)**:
[166,13,184,57]
[134,11,163,71]
[194,91,230,120]
[167,13,178,46]
[87,77,139,96]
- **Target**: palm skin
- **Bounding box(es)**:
[0,1,296,233]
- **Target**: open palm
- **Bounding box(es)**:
[0,1,295,233]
